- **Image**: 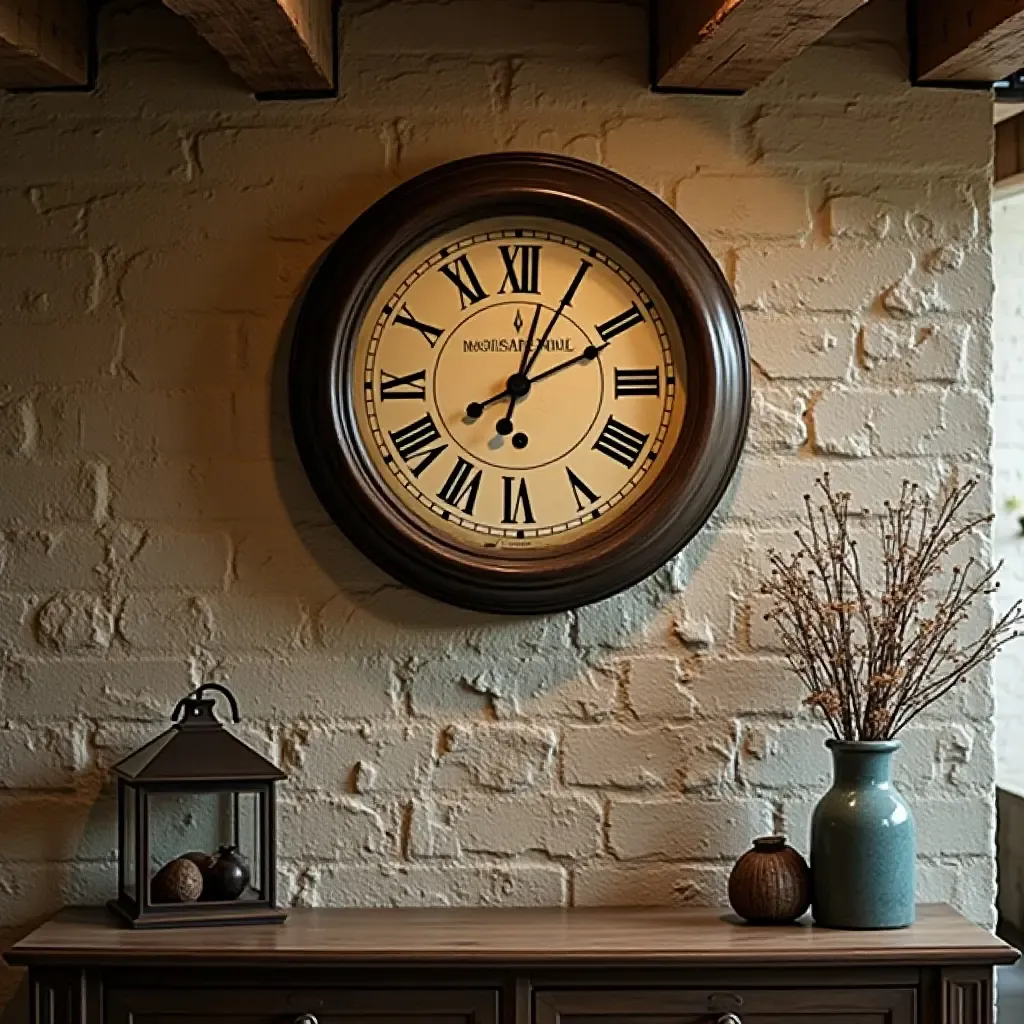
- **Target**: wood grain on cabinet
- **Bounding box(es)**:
[4,904,1017,1024]
[6,904,1017,969]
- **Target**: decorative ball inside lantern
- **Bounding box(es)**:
[151,857,203,904]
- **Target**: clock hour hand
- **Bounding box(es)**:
[528,342,609,386]
[464,341,609,421]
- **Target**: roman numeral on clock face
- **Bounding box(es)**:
[501,476,536,524]
[437,457,483,516]
[566,467,600,513]
[380,368,426,401]
[389,414,447,477]
[593,415,650,468]
[614,367,660,397]
[498,244,541,294]
[596,302,645,343]
[393,304,443,348]
[439,254,488,309]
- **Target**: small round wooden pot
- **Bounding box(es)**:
[728,835,811,925]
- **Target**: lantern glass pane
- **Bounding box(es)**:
[147,790,235,905]
[122,783,137,901]
[235,790,262,900]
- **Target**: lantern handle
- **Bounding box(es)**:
[172,683,242,724]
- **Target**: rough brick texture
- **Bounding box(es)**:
[0,0,998,992]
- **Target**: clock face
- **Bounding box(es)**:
[290,153,750,613]
[352,218,686,551]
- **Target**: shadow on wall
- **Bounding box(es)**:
[267,241,743,711]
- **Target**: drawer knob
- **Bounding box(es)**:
[294,1016,319,1024]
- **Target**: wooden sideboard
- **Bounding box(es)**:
[4,905,1018,1024]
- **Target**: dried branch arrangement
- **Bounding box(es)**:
[760,476,1023,741]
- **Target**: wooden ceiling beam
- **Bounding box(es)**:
[0,0,88,87]
[653,0,870,92]
[161,0,335,95]
[916,0,1024,83]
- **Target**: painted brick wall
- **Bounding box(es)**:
[993,192,1024,793]
[0,0,998,999]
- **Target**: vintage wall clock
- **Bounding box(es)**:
[290,153,750,614]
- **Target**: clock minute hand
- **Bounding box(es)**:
[521,260,592,379]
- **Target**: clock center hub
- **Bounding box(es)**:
[506,373,531,398]
[433,300,604,471]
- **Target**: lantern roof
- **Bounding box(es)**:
[111,684,286,784]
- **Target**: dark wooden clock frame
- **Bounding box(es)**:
[289,152,750,614]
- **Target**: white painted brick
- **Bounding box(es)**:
[740,724,832,790]
[492,665,618,722]
[117,592,213,652]
[121,529,231,589]
[0,793,115,861]
[754,99,990,171]
[916,797,993,857]
[119,313,242,387]
[0,323,116,385]
[622,657,697,722]
[448,795,601,858]
[343,0,642,54]
[221,656,398,721]
[609,798,772,860]
[435,724,556,792]
[573,864,730,907]
[674,176,810,240]
[279,797,392,859]
[283,724,434,794]
[827,196,892,241]
[119,244,314,316]
[0,529,105,590]
[287,863,567,908]
[730,456,946,523]
[0,461,100,525]
[688,656,807,719]
[745,313,856,381]
[4,658,187,720]
[564,725,735,792]
[36,592,114,653]
[0,397,32,457]
[197,126,385,185]
[0,723,82,788]
[736,245,914,313]
[748,387,807,453]
[79,390,233,459]
[0,863,116,925]
[0,123,187,185]
[206,594,307,653]
[0,250,98,322]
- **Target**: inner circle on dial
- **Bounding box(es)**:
[433,300,604,472]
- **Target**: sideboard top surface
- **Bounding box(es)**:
[5,904,1019,969]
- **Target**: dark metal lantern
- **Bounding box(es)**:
[107,683,286,928]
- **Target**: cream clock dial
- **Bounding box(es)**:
[290,153,750,614]
[355,220,686,550]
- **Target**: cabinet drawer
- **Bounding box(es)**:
[107,989,499,1024]
[534,988,916,1024]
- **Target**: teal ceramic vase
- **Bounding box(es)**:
[811,739,915,929]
